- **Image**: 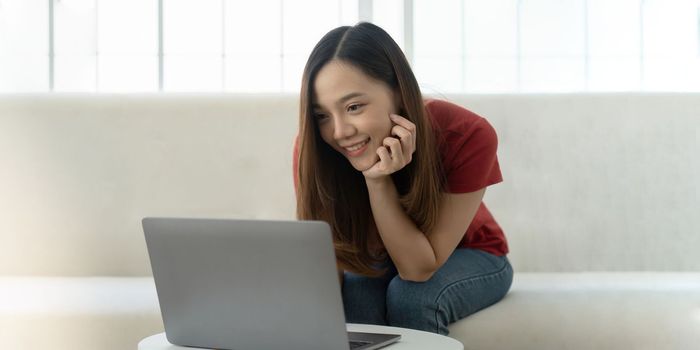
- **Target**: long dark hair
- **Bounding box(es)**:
[296,22,445,277]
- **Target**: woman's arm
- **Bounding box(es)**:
[366,176,485,282]
[362,113,488,282]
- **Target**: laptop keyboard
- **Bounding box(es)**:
[349,340,372,349]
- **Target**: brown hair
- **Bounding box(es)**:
[296,22,446,277]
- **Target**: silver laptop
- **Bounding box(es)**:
[142,217,401,350]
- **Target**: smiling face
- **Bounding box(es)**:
[312,60,399,172]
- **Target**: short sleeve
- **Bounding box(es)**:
[441,113,503,193]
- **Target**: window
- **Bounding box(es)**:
[0,0,48,92]
[1,0,698,93]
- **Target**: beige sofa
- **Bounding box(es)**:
[1,93,698,350]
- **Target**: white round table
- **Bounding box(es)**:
[138,323,463,350]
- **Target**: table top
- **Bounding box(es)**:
[138,323,463,350]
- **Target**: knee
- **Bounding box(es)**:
[385,276,447,334]
[386,276,425,313]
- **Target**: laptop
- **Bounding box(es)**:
[142,217,401,350]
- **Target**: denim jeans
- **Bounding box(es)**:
[341,248,513,335]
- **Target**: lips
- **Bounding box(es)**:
[344,139,369,152]
[342,138,370,157]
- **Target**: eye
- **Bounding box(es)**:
[347,104,364,113]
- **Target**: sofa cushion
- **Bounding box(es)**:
[449,272,700,350]
[1,94,699,276]
[0,277,163,350]
[3,273,700,350]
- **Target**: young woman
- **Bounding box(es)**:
[293,22,513,335]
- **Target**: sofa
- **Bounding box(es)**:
[1,93,698,350]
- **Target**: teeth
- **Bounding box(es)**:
[345,139,369,152]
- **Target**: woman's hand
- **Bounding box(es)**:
[362,113,417,180]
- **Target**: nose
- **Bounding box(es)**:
[332,115,356,141]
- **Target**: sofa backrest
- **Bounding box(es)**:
[1,93,698,276]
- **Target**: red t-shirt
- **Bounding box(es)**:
[292,98,509,256]
[425,99,508,256]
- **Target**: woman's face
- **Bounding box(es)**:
[312,60,399,172]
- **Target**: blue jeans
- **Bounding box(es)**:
[342,248,513,335]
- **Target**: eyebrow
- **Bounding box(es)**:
[312,92,366,110]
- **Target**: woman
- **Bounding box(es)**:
[293,22,513,335]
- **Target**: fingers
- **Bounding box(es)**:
[363,114,417,179]
[390,114,416,159]
[391,125,414,159]
[373,137,403,172]
[383,137,404,166]
[376,145,392,166]
[389,114,415,133]
[391,124,411,139]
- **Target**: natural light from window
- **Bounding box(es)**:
[0,0,698,93]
